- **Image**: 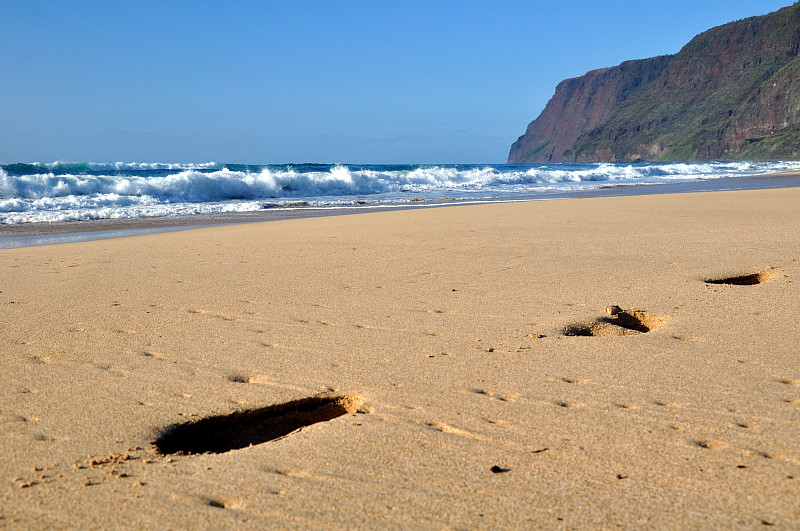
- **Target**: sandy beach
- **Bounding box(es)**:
[1,187,799,529]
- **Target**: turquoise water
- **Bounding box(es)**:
[2,161,800,225]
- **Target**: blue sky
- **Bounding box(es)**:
[1,1,792,164]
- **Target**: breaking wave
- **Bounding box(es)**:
[1,161,798,224]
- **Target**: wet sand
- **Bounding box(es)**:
[1,186,799,528]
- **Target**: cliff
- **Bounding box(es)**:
[509,2,800,163]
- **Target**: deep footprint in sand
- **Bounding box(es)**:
[704,269,774,285]
[154,394,363,455]
[564,305,664,337]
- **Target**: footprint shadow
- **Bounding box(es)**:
[564,306,664,337]
[154,395,363,455]
[704,270,774,285]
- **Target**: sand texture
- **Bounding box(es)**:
[1,188,799,529]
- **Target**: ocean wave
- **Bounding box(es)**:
[13,161,222,172]
[1,160,799,224]
[0,166,392,202]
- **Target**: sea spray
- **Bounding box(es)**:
[1,161,799,224]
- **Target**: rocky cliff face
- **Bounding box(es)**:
[509,2,800,163]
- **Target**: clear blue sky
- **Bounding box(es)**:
[1,1,792,164]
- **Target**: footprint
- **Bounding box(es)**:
[202,497,245,510]
[694,439,728,450]
[554,400,578,409]
[654,400,680,407]
[425,421,474,438]
[0,413,29,423]
[153,394,363,455]
[704,270,774,285]
[564,306,664,336]
[140,351,168,360]
[746,449,773,460]
[473,389,517,402]
[559,377,588,385]
[226,374,279,385]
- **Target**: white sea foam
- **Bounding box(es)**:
[1,161,798,224]
[30,161,222,171]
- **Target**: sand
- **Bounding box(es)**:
[1,187,799,529]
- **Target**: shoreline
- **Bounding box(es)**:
[2,169,800,249]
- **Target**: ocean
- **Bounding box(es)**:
[2,160,800,226]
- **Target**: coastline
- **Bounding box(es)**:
[1,185,799,528]
[2,169,800,249]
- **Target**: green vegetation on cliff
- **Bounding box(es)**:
[509,3,800,163]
